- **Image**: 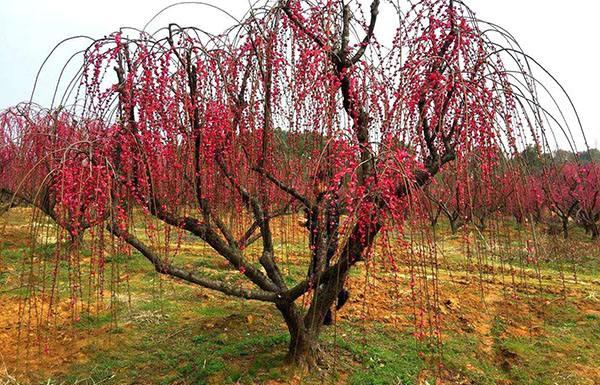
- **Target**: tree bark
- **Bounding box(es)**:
[278,304,319,367]
[277,225,369,367]
[286,325,318,367]
[449,219,458,234]
[562,217,569,239]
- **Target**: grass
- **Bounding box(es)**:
[53,316,292,385]
[441,334,506,385]
[329,325,425,385]
[74,312,114,330]
[1,209,599,384]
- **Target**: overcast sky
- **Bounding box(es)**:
[1,0,598,149]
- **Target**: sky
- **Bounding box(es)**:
[0,0,598,150]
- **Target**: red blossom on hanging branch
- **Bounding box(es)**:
[0,0,580,366]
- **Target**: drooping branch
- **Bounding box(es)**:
[108,223,281,303]
[279,1,327,50]
[216,156,287,290]
[149,203,281,292]
[252,166,313,210]
[237,206,295,249]
[350,0,380,64]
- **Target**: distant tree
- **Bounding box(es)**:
[523,176,546,224]
[577,148,600,164]
[573,163,600,239]
[544,164,580,238]
[553,149,576,164]
[518,145,546,172]
[469,168,514,231]
[425,166,470,234]
[417,186,443,228]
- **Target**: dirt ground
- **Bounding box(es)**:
[1,208,600,384]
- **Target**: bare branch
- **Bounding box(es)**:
[109,224,281,303]
[252,166,313,209]
[350,0,380,64]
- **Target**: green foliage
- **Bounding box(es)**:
[513,145,600,171]
[578,148,600,163]
[74,312,113,330]
[329,325,424,385]
[442,335,507,385]
[273,127,326,161]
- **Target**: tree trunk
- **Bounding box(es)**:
[279,223,377,368]
[562,217,569,239]
[514,213,523,225]
[431,217,438,229]
[535,210,542,224]
[278,304,320,368]
[278,263,353,367]
[449,218,458,234]
[286,324,318,367]
[591,223,599,240]
[476,216,486,231]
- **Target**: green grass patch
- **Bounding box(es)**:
[74,312,114,330]
[327,324,425,385]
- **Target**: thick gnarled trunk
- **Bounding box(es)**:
[277,248,355,367]
[278,303,321,367]
[286,324,319,367]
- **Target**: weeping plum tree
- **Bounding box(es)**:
[424,163,470,234]
[544,164,581,239]
[424,157,515,233]
[469,166,515,231]
[0,0,574,366]
[506,172,545,225]
[0,109,95,240]
[572,162,600,239]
